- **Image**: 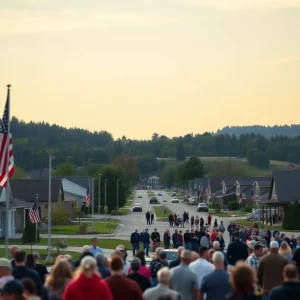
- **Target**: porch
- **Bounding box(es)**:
[259,201,287,226]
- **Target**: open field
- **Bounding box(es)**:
[163,156,299,176]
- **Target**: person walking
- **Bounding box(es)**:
[189,246,215,289]
[146,211,151,225]
[127,258,151,293]
[191,216,194,228]
[169,214,174,227]
[268,264,300,300]
[200,217,204,229]
[151,228,161,252]
[170,250,199,300]
[184,230,191,250]
[200,251,231,300]
[172,230,179,249]
[207,214,212,226]
[164,230,171,249]
[226,231,248,266]
[218,221,225,232]
[63,256,113,300]
[141,228,150,256]
[143,268,182,300]
[151,212,155,224]
[257,241,288,299]
[131,228,141,256]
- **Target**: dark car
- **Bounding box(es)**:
[197,203,208,212]
[149,196,158,204]
[133,203,142,212]
[157,193,162,196]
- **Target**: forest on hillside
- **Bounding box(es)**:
[11,117,300,173]
[217,125,300,137]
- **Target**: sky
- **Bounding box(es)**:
[1,0,300,140]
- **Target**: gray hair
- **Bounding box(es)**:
[213,241,220,249]
[130,257,141,272]
[111,250,122,257]
[177,246,185,254]
[96,253,106,265]
[181,250,192,263]
[157,267,171,284]
[212,251,224,263]
[82,245,91,253]
[32,252,40,260]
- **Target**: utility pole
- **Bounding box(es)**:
[117,179,120,211]
[98,174,102,221]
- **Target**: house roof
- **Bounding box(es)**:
[0,198,32,209]
[52,176,93,198]
[269,170,300,202]
[10,179,63,203]
[27,169,53,179]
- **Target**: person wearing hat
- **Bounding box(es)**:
[115,245,130,275]
[257,241,289,298]
[0,280,25,300]
[226,231,248,266]
[0,258,14,289]
[141,228,150,257]
[246,243,263,271]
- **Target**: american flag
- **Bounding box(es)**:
[29,197,40,224]
[0,87,15,187]
[85,184,91,207]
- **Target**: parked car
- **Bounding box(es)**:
[133,203,142,212]
[189,197,197,205]
[197,203,208,212]
[171,197,179,203]
[149,196,158,204]
[138,195,142,198]
[157,193,162,196]
[171,192,177,197]
[163,199,167,202]
[164,249,178,262]
[246,209,275,221]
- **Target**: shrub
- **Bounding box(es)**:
[227,201,239,211]
[52,239,69,253]
[51,208,68,225]
[22,221,41,244]
[242,205,253,213]
[214,203,221,213]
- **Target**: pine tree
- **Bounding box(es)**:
[22,221,41,244]
[176,137,186,161]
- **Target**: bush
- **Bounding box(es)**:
[283,201,300,230]
[242,205,254,213]
[51,208,68,225]
[52,239,69,253]
[214,203,221,213]
[227,201,239,211]
[22,221,41,244]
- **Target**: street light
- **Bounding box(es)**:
[105,179,109,222]
[117,179,120,211]
[98,174,102,220]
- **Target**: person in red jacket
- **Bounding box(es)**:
[207,214,212,226]
[62,256,113,300]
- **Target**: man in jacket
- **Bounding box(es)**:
[172,230,179,249]
[151,228,161,252]
[184,230,191,250]
[268,264,300,300]
[141,228,150,256]
[226,231,248,266]
[131,228,141,256]
[257,241,288,298]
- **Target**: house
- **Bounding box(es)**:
[61,178,87,209]
[260,170,300,225]
[139,174,160,188]
[27,168,52,179]
[0,187,32,238]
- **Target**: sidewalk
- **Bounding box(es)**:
[12,233,123,239]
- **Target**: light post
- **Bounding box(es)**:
[98,174,102,221]
[105,179,109,222]
[46,155,54,263]
[117,179,120,211]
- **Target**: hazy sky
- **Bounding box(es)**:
[1,0,300,139]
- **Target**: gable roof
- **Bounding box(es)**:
[269,170,300,202]
[10,179,63,203]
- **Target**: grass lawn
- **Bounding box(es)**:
[51,221,119,235]
[153,206,172,219]
[178,195,184,200]
[210,210,247,218]
[234,219,288,231]
[0,238,132,249]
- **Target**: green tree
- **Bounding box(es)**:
[176,137,186,161]
[13,167,28,179]
[184,156,205,180]
[160,165,177,188]
[136,155,158,174]
[53,163,77,176]
[22,221,41,244]
[247,148,270,169]
[112,155,138,183]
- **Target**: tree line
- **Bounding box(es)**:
[11,117,300,174]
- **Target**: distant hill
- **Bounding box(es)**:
[217,125,300,138]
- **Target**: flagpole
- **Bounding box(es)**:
[46,155,53,263]
[91,177,95,232]
[5,85,11,259]
[36,194,38,244]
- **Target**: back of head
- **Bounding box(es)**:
[110,255,124,272]
[181,250,192,264]
[82,245,90,253]
[76,256,97,278]
[21,278,37,295]
[230,262,256,291]
[14,250,26,264]
[10,245,20,258]
[46,259,73,288]
[198,246,209,258]
[157,267,171,284]
[26,254,35,269]
[284,264,298,281]
[212,251,224,264]
[177,246,185,256]
[130,257,141,272]
[96,253,106,265]
[153,247,164,260]
[213,241,220,249]
[270,241,279,253]
[135,251,146,266]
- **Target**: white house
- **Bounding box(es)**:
[148,176,160,188]
[62,178,87,209]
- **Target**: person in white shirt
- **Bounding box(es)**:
[189,246,215,288]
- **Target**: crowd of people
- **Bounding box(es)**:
[2,221,300,300]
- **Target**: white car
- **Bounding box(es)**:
[188,197,197,205]
[171,197,179,203]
